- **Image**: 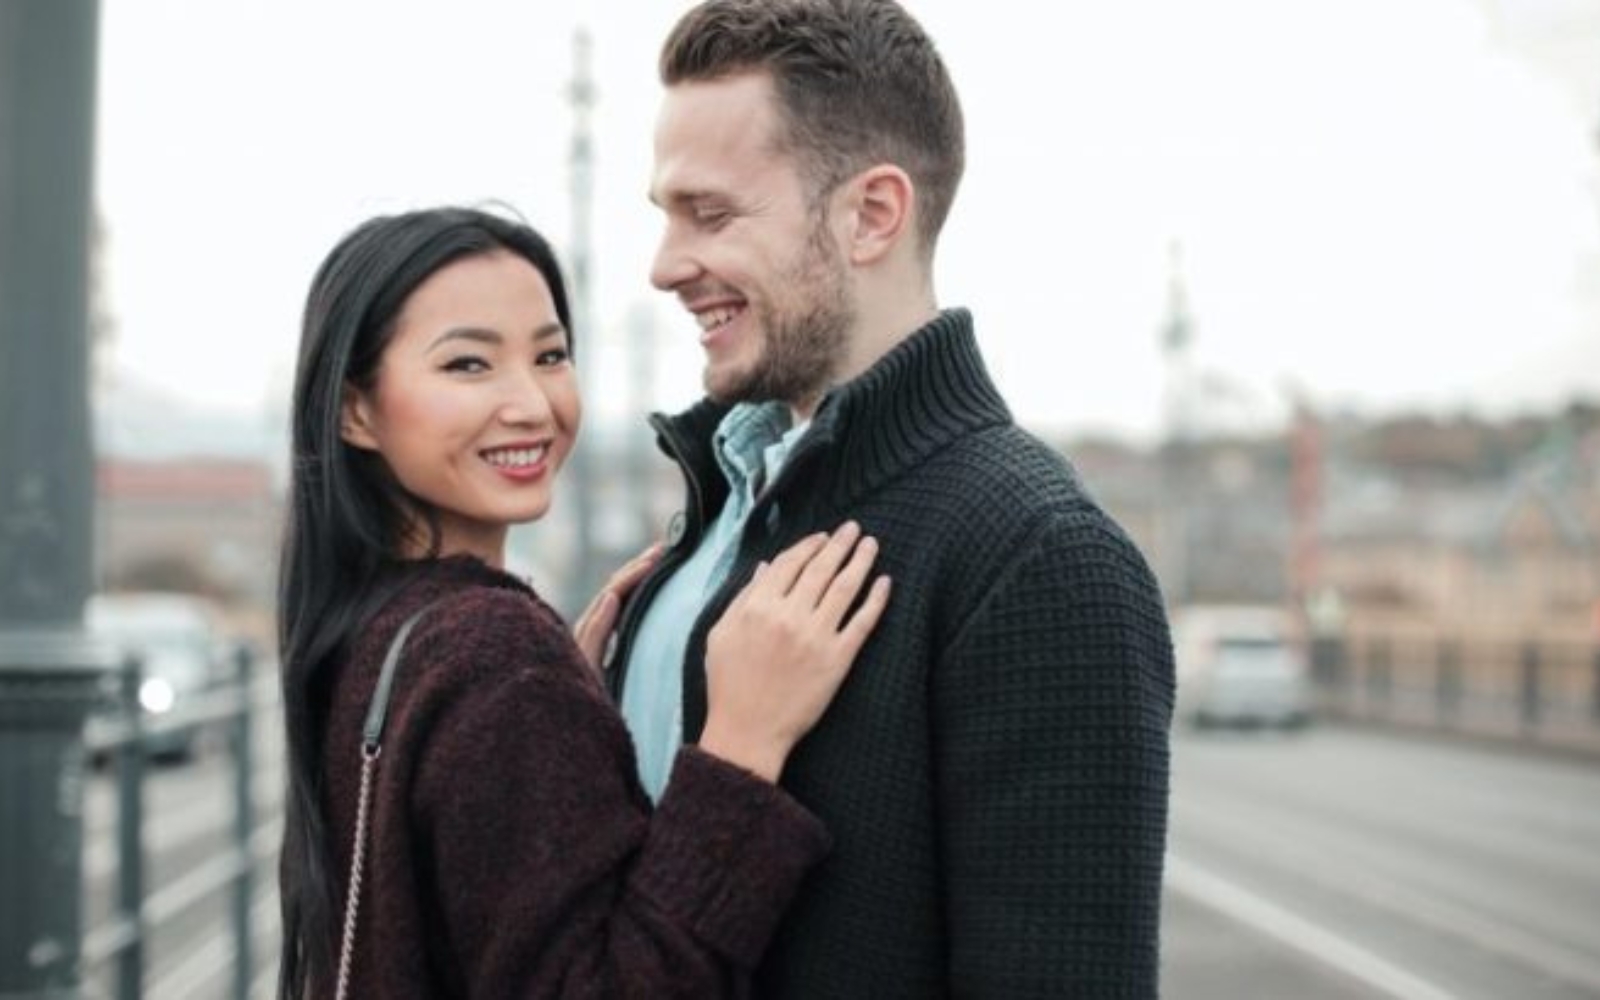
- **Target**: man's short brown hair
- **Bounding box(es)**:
[661,0,965,257]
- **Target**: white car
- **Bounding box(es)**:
[85,592,231,760]
[1173,604,1313,730]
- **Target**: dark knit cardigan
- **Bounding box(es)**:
[319,556,830,998]
[607,309,1176,998]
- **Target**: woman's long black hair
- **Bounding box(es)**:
[276,206,572,998]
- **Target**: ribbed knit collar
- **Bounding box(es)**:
[653,308,1011,512]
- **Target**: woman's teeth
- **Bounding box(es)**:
[483,445,547,468]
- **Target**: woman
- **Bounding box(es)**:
[277,205,890,998]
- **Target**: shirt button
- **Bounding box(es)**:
[666,510,688,547]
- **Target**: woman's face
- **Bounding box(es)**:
[341,249,580,564]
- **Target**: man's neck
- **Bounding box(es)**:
[848,263,939,374]
[788,299,938,422]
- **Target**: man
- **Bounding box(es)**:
[607,0,1175,995]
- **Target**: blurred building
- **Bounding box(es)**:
[1055,404,1600,750]
[1056,402,1600,634]
[95,457,282,620]
[1060,431,1292,607]
[1323,474,1597,644]
[1311,420,1600,750]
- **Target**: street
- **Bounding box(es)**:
[1163,725,1600,998]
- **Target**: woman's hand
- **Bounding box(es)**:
[573,543,663,674]
[699,522,892,782]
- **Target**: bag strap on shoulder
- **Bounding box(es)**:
[336,599,437,1000]
[362,603,434,752]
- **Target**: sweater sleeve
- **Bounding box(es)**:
[406,600,830,999]
[933,510,1175,998]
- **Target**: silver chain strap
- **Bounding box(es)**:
[335,743,381,1000]
[331,601,432,999]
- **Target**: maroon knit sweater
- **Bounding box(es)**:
[318,555,829,998]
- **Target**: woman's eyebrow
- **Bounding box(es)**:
[425,327,502,352]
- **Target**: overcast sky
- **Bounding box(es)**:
[94,0,1600,444]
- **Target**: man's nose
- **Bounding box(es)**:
[650,226,698,291]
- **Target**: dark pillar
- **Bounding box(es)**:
[1436,639,1461,728]
[0,1,113,995]
[1519,641,1541,736]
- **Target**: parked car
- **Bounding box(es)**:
[85,592,231,761]
[1173,604,1312,730]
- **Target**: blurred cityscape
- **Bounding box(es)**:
[93,367,1600,743]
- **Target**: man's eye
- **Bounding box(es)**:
[442,356,489,374]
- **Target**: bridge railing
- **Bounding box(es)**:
[80,642,281,999]
[1311,631,1600,756]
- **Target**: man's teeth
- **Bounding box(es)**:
[696,306,740,331]
[484,446,547,468]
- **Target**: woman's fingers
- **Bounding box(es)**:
[838,575,892,651]
[814,533,880,629]
[787,521,863,608]
[573,542,663,672]
[755,532,831,596]
[699,524,893,781]
[735,522,888,640]
[572,591,617,672]
[600,542,663,608]
[749,522,862,606]
[611,542,663,592]
[730,522,887,641]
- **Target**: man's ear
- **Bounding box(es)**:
[340,387,380,451]
[843,164,914,266]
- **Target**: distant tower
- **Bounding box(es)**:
[1159,240,1197,443]
[1287,392,1324,609]
[565,27,600,609]
[626,303,660,538]
[1157,240,1197,604]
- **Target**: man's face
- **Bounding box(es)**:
[649,72,853,408]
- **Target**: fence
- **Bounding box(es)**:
[79,643,281,998]
[1311,631,1600,757]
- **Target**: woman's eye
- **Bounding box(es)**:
[536,348,571,367]
[442,356,490,374]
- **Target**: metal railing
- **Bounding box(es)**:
[1311,632,1600,756]
[79,643,280,998]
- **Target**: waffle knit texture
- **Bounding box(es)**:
[319,556,830,998]
[607,308,1176,998]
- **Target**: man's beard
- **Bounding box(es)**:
[709,226,853,408]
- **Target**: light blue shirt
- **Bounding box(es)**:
[620,402,809,800]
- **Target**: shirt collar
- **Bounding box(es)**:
[712,401,793,494]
